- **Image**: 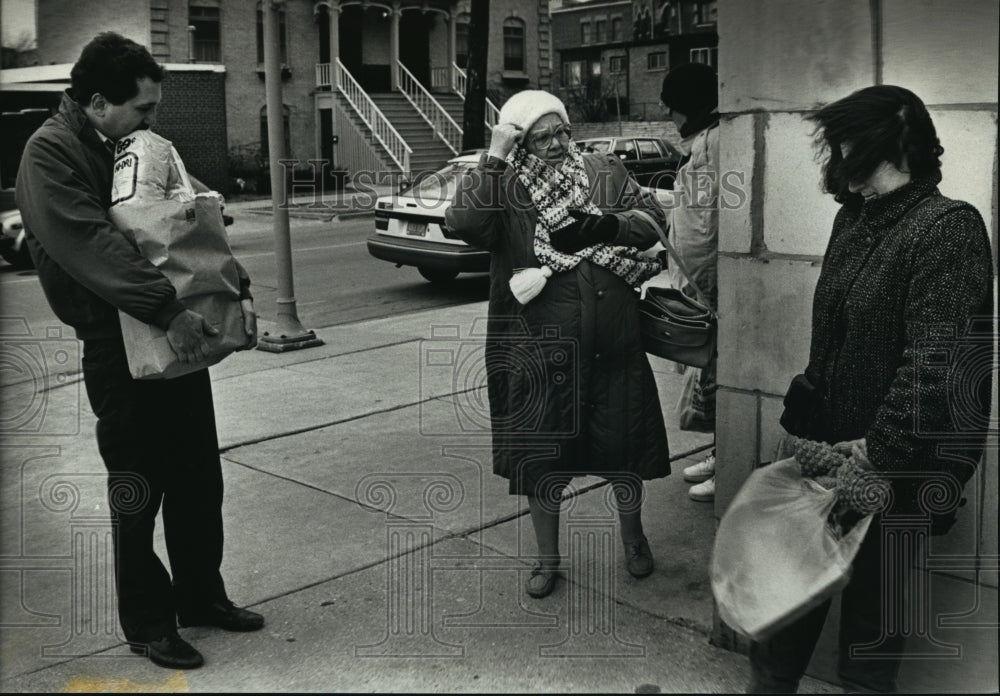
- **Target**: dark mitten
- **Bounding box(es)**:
[788,435,845,480]
[548,209,619,254]
[835,443,890,516]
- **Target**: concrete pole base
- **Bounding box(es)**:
[257,328,325,353]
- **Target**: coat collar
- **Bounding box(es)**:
[857,171,942,231]
[56,90,109,154]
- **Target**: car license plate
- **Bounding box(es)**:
[406,221,427,237]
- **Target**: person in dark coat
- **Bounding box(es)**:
[446,90,671,599]
[15,33,263,670]
[751,86,994,693]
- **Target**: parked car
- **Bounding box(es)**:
[367,153,489,284]
[367,152,674,284]
[577,136,682,189]
[0,189,32,270]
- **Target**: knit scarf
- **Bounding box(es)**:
[507,143,662,288]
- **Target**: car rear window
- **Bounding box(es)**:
[637,140,664,159]
[406,162,477,201]
[613,140,637,158]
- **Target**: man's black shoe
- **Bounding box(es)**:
[178,600,264,632]
[129,633,204,669]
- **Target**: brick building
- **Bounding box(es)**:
[551,0,717,122]
[2,0,552,189]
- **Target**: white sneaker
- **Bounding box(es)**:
[683,454,715,483]
[688,476,715,502]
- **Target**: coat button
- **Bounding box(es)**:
[594,353,601,360]
[597,290,605,298]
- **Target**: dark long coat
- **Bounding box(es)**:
[445,152,671,496]
[797,173,993,520]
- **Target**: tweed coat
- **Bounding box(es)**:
[445,152,671,496]
[800,173,994,512]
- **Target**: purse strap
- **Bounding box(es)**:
[632,208,717,317]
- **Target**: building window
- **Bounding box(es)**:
[189,5,220,62]
[609,55,625,73]
[695,0,718,26]
[503,18,525,71]
[580,21,591,45]
[260,105,291,158]
[611,16,623,41]
[455,14,469,68]
[256,6,288,64]
[647,52,667,70]
[594,19,606,43]
[563,60,584,87]
[690,47,717,67]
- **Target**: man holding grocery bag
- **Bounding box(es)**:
[16,32,262,669]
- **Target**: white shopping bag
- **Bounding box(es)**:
[710,457,872,641]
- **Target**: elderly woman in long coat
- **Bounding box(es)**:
[445,90,670,599]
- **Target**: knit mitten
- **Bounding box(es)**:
[788,436,847,480]
[834,443,890,516]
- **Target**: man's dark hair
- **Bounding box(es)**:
[808,85,944,203]
[70,32,164,106]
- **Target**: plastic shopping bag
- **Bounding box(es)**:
[110,130,247,379]
[710,457,872,642]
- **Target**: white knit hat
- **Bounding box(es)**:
[497,90,570,132]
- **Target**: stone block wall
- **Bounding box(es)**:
[713,0,998,692]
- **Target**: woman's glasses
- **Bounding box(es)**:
[528,125,572,150]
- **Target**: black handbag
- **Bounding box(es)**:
[637,221,718,368]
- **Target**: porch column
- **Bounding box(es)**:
[389,1,401,90]
[447,11,456,87]
[328,1,340,71]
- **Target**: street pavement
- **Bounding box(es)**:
[0,187,843,693]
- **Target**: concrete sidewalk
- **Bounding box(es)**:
[0,302,840,693]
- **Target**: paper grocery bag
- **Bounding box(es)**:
[113,194,247,379]
[119,293,247,379]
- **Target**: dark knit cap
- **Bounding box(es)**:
[659,63,718,116]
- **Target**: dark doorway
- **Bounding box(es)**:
[317,6,330,64]
[319,108,334,168]
[399,12,431,86]
[339,6,363,79]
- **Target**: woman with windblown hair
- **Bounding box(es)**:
[445,90,671,600]
[752,85,994,693]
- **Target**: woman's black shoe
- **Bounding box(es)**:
[624,535,654,578]
[130,633,204,669]
[178,600,265,632]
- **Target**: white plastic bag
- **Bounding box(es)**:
[710,457,872,641]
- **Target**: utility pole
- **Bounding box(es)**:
[461,0,490,151]
[257,0,324,353]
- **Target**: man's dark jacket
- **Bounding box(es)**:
[16,92,186,340]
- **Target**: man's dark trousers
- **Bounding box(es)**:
[82,334,227,643]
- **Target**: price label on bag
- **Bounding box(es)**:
[111,152,139,205]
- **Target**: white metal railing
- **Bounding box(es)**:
[430,66,450,91]
[396,61,462,155]
[331,59,411,172]
[328,95,388,178]
[452,63,500,128]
